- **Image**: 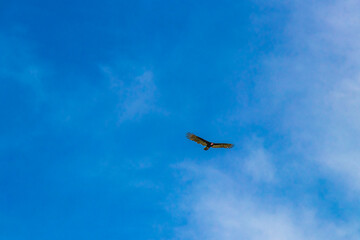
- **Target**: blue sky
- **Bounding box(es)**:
[2,0,360,239]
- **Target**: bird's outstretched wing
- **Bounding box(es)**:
[186,133,210,146]
[212,143,234,149]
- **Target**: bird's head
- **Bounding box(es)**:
[210,143,214,146]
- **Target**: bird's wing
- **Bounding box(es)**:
[212,143,234,149]
[186,133,210,146]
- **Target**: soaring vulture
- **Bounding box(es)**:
[186,133,234,151]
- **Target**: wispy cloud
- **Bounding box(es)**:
[222,0,360,192]
[243,146,275,183]
[175,162,359,240]
[101,66,164,122]
[173,0,360,238]
[259,0,360,192]
[116,70,156,121]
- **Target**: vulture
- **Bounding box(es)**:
[186,132,234,151]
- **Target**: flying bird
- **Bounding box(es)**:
[186,133,234,151]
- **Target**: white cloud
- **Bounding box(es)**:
[246,0,360,192]
[175,163,359,240]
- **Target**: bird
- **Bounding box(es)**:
[186,132,234,151]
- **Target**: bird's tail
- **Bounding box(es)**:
[204,146,210,151]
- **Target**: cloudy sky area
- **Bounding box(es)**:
[2,0,360,239]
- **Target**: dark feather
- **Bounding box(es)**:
[186,133,210,146]
[212,143,234,149]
